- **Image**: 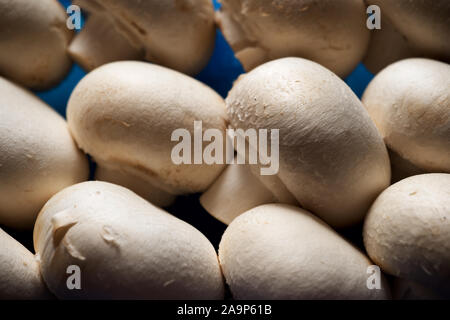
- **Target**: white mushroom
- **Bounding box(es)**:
[364,0,450,74]
[0,77,89,230]
[219,203,391,299]
[0,228,52,300]
[363,173,450,295]
[217,0,370,77]
[201,155,298,225]
[362,58,450,180]
[33,181,225,299]
[0,0,73,89]
[67,61,227,207]
[201,58,391,228]
[69,0,216,75]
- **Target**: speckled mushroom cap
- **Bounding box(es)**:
[0,0,73,89]
[0,76,89,230]
[363,173,450,295]
[219,204,391,299]
[217,0,370,77]
[364,0,450,73]
[67,61,227,205]
[220,57,391,228]
[33,181,225,299]
[362,58,450,177]
[0,228,52,299]
[70,0,215,75]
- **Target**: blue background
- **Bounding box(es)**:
[37,0,374,117]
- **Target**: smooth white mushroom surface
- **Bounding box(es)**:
[0,228,52,300]
[33,181,225,300]
[217,0,370,77]
[67,61,227,207]
[362,58,450,180]
[202,57,391,228]
[70,0,216,75]
[0,77,89,230]
[364,0,450,74]
[364,173,450,295]
[0,0,73,89]
[219,204,391,300]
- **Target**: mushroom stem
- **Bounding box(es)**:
[95,164,176,208]
[201,150,298,225]
[68,12,143,71]
[200,162,276,225]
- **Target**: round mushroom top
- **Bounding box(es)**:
[362,58,450,173]
[219,203,391,299]
[33,181,224,299]
[226,57,390,227]
[363,173,450,293]
[0,0,73,89]
[67,61,227,195]
[0,76,89,230]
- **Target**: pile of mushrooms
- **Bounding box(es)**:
[0,0,449,301]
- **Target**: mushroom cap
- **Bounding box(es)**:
[33,181,224,299]
[71,0,215,74]
[67,61,227,197]
[226,57,391,227]
[363,173,450,293]
[363,14,416,74]
[219,203,391,299]
[368,0,450,64]
[0,0,73,89]
[362,58,450,174]
[217,0,370,77]
[0,228,52,299]
[0,77,89,230]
